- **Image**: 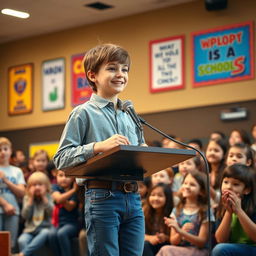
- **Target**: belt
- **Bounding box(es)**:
[84,180,138,193]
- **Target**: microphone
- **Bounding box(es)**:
[122,100,143,131]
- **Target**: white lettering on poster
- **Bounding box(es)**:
[152,38,182,90]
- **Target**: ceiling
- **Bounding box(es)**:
[0,0,196,44]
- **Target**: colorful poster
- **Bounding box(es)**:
[149,35,185,93]
[8,63,33,115]
[192,21,254,87]
[42,58,65,111]
[29,141,59,159]
[71,53,92,106]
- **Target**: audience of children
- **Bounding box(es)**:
[157,171,214,256]
[0,137,26,252]
[18,172,53,256]
[151,168,174,187]
[143,183,174,256]
[32,150,50,175]
[172,157,202,196]
[0,123,256,256]
[206,139,227,209]
[228,129,251,147]
[212,164,256,255]
[48,169,80,256]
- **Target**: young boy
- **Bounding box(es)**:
[0,137,26,250]
[54,44,145,256]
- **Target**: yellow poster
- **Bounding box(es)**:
[29,141,59,159]
[8,63,33,115]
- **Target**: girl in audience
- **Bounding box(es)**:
[48,169,79,256]
[229,129,251,147]
[172,157,202,196]
[32,150,49,175]
[212,164,256,255]
[151,167,174,187]
[157,171,214,256]
[210,131,226,142]
[226,143,254,168]
[18,172,53,256]
[206,139,227,208]
[143,183,174,256]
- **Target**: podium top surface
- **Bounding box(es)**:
[65,145,196,180]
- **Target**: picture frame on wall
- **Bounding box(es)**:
[71,53,92,107]
[192,21,254,87]
[42,58,65,111]
[149,35,185,93]
[8,63,33,115]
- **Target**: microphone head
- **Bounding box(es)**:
[122,100,133,112]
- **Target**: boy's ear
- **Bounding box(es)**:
[87,71,96,82]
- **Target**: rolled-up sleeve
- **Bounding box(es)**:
[53,108,95,170]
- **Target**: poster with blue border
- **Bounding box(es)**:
[192,21,254,87]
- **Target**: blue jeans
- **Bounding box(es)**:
[48,224,78,256]
[0,214,19,248]
[84,189,145,256]
[18,228,49,256]
[212,243,256,256]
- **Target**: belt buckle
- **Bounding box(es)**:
[123,182,138,193]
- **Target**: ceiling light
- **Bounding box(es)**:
[1,8,30,19]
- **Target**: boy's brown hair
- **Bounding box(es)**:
[83,43,131,92]
[0,137,12,148]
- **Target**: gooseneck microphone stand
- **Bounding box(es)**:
[138,116,212,255]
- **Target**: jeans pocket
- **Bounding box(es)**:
[90,189,113,203]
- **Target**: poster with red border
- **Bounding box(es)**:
[192,21,254,87]
[71,53,92,106]
[149,35,185,93]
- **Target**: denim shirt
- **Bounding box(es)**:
[53,93,145,171]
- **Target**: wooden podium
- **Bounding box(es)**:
[65,145,196,180]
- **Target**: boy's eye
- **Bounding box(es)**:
[122,68,129,73]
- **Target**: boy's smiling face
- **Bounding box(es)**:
[88,61,129,99]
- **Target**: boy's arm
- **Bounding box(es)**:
[53,111,96,170]
[52,183,78,205]
[0,171,25,198]
[0,196,16,215]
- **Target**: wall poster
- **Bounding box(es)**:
[71,53,92,106]
[8,63,33,115]
[192,21,254,87]
[42,58,65,111]
[149,35,185,93]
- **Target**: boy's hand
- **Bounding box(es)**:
[3,202,16,215]
[28,186,35,199]
[0,171,6,181]
[94,134,130,154]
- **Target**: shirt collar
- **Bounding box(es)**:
[90,93,123,110]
